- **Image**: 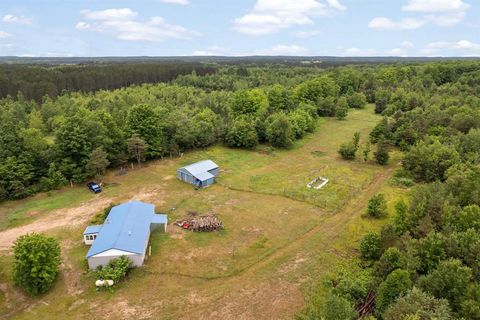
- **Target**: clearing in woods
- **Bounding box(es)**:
[0,106,407,319]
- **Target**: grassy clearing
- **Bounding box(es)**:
[0,106,406,319]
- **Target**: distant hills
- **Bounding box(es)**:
[0,55,478,65]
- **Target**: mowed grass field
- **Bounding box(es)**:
[0,106,409,319]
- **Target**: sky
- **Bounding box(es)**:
[0,0,479,57]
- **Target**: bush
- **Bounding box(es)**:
[418,259,472,312]
[376,269,413,315]
[13,233,61,295]
[90,203,117,225]
[338,142,357,160]
[336,97,349,120]
[347,92,367,109]
[322,293,357,320]
[266,112,294,148]
[94,256,133,284]
[367,193,388,218]
[376,247,402,278]
[375,142,390,165]
[383,287,453,320]
[360,232,382,260]
[225,116,259,149]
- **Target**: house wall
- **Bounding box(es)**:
[88,249,145,269]
[202,177,215,187]
[84,233,98,245]
[150,222,167,233]
[208,167,220,177]
[177,169,195,184]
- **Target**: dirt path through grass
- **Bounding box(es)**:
[0,197,112,251]
[183,164,398,319]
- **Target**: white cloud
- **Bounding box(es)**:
[233,0,345,35]
[191,46,233,56]
[371,0,470,31]
[293,30,321,38]
[326,0,346,11]
[80,8,137,20]
[160,0,189,5]
[75,22,91,30]
[420,40,480,56]
[77,8,199,42]
[2,14,32,25]
[368,17,426,30]
[0,31,11,38]
[191,44,309,56]
[402,0,469,13]
[385,41,415,56]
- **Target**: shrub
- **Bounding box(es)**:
[376,247,402,278]
[338,142,357,160]
[225,116,259,148]
[375,142,390,165]
[367,193,388,218]
[266,112,294,148]
[376,269,413,315]
[322,293,357,320]
[90,203,117,225]
[360,232,382,260]
[94,256,133,284]
[418,259,472,312]
[347,92,367,109]
[13,233,61,295]
[336,97,349,120]
[383,287,453,320]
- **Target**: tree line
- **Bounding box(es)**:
[0,62,216,102]
[0,63,376,201]
[298,61,480,319]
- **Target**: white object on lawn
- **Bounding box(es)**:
[307,177,329,190]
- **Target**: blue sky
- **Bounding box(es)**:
[0,0,479,57]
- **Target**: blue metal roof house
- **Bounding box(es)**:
[177,160,219,187]
[83,201,167,269]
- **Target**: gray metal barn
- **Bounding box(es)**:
[177,160,219,187]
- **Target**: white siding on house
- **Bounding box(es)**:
[94,249,136,257]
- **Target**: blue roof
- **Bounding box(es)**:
[86,201,168,258]
[195,171,214,181]
[179,160,218,176]
[83,225,103,235]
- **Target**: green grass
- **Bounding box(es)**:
[0,188,93,231]
[0,106,407,319]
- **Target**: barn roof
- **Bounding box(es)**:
[195,171,215,182]
[180,160,218,176]
[86,201,167,258]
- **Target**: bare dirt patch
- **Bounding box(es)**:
[0,197,112,251]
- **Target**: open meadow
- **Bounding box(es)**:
[0,106,407,319]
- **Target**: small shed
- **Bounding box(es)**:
[84,201,168,269]
[83,225,102,245]
[177,160,219,187]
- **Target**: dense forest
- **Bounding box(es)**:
[1,60,480,318]
[297,61,480,319]
[0,62,215,102]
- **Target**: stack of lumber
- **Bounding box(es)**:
[175,214,223,232]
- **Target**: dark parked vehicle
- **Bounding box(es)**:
[87,182,102,193]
